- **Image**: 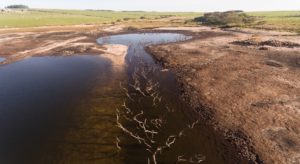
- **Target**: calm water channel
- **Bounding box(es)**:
[0,33,226,164]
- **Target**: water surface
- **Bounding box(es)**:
[0,55,112,163]
[0,33,226,164]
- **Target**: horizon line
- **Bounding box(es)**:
[2,7,300,13]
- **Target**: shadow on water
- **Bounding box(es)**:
[0,56,113,163]
[0,33,227,164]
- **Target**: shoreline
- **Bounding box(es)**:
[1,25,299,163]
[147,49,263,163]
[147,26,300,163]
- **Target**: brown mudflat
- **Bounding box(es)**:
[148,27,300,163]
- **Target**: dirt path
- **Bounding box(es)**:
[148,27,300,164]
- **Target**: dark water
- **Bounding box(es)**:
[0,56,113,163]
[0,33,226,164]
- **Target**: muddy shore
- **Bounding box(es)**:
[147,27,300,164]
[1,25,299,163]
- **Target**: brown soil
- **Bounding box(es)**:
[0,25,127,65]
[147,27,300,164]
[232,39,300,48]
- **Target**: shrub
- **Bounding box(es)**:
[125,26,138,31]
[5,5,29,9]
[194,11,257,27]
[123,18,132,21]
[160,15,172,19]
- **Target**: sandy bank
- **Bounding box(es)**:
[101,44,128,72]
[0,25,127,65]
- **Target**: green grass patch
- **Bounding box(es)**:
[247,11,300,32]
[1,9,300,33]
[0,9,199,28]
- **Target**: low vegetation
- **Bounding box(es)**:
[194,11,257,27]
[5,4,29,9]
[0,9,299,33]
[248,11,300,33]
[193,10,300,33]
[0,9,198,28]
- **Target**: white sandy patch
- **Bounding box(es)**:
[101,44,128,72]
[0,36,24,43]
[155,26,214,32]
[15,36,87,56]
[103,25,125,33]
[1,36,88,64]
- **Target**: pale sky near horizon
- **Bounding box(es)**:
[1,0,300,12]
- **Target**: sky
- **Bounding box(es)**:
[1,0,300,12]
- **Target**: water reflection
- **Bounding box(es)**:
[0,55,114,163]
[0,33,226,164]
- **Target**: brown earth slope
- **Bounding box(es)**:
[148,27,300,164]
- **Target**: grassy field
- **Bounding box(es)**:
[0,9,199,28]
[0,9,300,33]
[248,11,300,32]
